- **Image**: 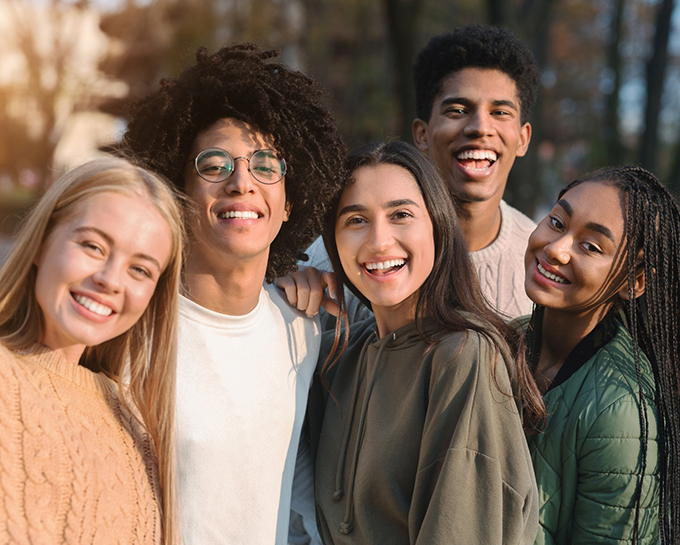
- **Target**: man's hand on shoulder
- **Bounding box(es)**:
[275,266,339,317]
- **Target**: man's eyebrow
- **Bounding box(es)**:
[555,199,616,243]
[73,226,163,271]
[337,199,420,217]
[439,97,519,111]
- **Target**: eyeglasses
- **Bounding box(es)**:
[187,148,286,185]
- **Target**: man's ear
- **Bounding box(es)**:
[516,122,532,158]
[412,119,429,152]
[283,201,292,222]
[617,270,645,300]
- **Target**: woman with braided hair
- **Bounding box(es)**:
[522,166,680,544]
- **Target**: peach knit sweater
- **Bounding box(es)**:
[0,343,162,544]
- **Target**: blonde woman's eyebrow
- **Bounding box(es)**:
[73,226,163,271]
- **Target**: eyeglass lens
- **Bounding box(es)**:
[195,148,285,184]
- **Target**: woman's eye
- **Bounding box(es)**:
[392,211,413,221]
[582,242,602,254]
[81,241,103,254]
[131,265,152,279]
[549,216,564,230]
[345,216,366,225]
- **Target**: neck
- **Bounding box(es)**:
[372,299,417,339]
[183,244,269,316]
[40,340,85,366]
[455,197,503,252]
[536,305,611,393]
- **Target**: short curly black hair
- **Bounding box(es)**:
[414,25,540,124]
[123,43,346,282]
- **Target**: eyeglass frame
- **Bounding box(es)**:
[185,147,287,185]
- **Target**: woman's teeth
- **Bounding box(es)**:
[537,261,567,284]
[365,259,405,271]
[73,294,113,316]
[218,210,259,219]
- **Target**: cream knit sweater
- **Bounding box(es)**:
[0,343,162,544]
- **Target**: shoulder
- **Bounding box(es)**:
[0,343,36,387]
[588,322,655,403]
[545,321,656,430]
[265,283,318,325]
[319,316,376,363]
[301,236,332,271]
[428,325,512,390]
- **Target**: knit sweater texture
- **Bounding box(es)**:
[304,200,535,326]
[308,316,538,545]
[0,343,162,544]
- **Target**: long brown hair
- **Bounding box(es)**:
[0,157,184,544]
[322,141,545,433]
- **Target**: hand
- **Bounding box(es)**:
[275,266,339,317]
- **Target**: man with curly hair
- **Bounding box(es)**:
[299,25,539,322]
[124,44,345,545]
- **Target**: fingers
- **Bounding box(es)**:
[321,294,340,317]
[275,274,299,307]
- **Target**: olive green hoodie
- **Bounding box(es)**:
[308,316,538,545]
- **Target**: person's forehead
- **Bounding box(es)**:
[191,118,276,153]
[436,67,521,106]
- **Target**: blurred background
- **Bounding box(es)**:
[1,0,680,251]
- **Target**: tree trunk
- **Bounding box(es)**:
[606,0,626,166]
[504,0,558,218]
[383,0,423,142]
[639,0,675,172]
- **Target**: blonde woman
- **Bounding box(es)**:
[0,157,184,544]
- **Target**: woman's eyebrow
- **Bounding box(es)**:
[73,226,163,271]
[585,222,616,243]
[337,199,419,217]
[555,199,616,243]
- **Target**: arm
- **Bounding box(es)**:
[409,333,538,545]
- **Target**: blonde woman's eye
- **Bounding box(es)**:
[81,241,103,254]
[131,265,152,278]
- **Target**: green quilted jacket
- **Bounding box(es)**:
[525,316,659,544]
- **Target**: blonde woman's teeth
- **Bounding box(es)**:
[73,294,113,316]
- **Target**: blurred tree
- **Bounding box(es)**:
[0,0,121,188]
[605,0,627,166]
[639,0,675,172]
[383,0,423,141]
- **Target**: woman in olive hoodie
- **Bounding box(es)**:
[523,166,680,544]
[306,141,546,545]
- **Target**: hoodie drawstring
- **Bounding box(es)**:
[334,331,395,535]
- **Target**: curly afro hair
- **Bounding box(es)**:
[123,43,347,282]
[414,25,540,124]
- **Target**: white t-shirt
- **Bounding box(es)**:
[175,282,320,544]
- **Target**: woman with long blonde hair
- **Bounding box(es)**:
[0,157,184,544]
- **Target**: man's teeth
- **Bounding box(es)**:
[218,210,259,219]
[537,262,567,284]
[457,149,497,162]
[365,259,405,271]
[73,294,113,316]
